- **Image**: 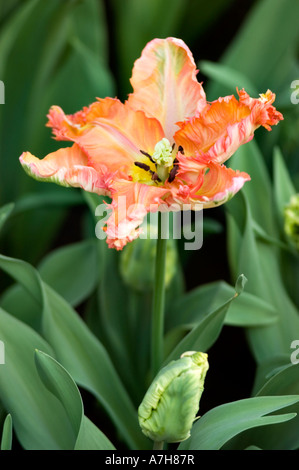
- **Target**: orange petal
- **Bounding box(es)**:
[128,37,206,140]
[46,98,122,141]
[76,99,164,175]
[175,89,283,164]
[188,161,251,208]
[104,180,170,250]
[19,144,108,195]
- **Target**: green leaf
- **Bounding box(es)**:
[35,350,115,450]
[34,350,83,439]
[164,275,245,364]
[166,280,278,331]
[0,284,41,330]
[226,189,299,363]
[179,395,299,450]
[38,240,99,306]
[228,363,299,450]
[0,308,76,449]
[1,414,12,450]
[13,190,83,215]
[199,60,258,98]
[208,0,299,97]
[0,254,147,450]
[75,416,115,451]
[0,0,40,77]
[228,140,276,235]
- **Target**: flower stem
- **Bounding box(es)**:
[151,211,167,378]
[153,440,164,450]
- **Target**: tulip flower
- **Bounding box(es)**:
[20,37,283,250]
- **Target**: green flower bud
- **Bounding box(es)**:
[284,194,299,250]
[119,223,177,292]
[138,351,209,443]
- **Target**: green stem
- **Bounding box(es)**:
[151,211,168,378]
[153,440,164,450]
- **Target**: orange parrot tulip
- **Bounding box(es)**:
[20,38,283,249]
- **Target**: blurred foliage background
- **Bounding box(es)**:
[0,0,299,450]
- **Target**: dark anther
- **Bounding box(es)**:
[135,161,161,183]
[168,164,179,183]
[140,149,155,164]
[134,161,151,172]
[178,145,184,154]
[172,143,175,151]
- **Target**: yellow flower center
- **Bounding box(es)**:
[132,138,179,185]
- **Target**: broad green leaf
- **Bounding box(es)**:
[75,416,115,450]
[208,0,299,97]
[199,60,258,97]
[13,190,83,215]
[254,363,299,450]
[0,0,39,77]
[0,255,42,304]
[0,0,113,262]
[34,350,83,439]
[0,283,40,330]
[1,414,12,450]
[35,350,115,450]
[24,1,73,145]
[38,240,99,306]
[272,148,299,306]
[251,354,292,396]
[237,193,299,362]
[166,280,278,330]
[179,395,299,450]
[228,364,299,450]
[41,283,146,449]
[0,254,147,450]
[228,140,276,235]
[164,275,246,364]
[0,308,75,449]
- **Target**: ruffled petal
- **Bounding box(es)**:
[103,180,170,250]
[19,144,108,195]
[73,99,165,176]
[188,161,251,208]
[174,89,283,164]
[46,98,117,141]
[128,37,206,140]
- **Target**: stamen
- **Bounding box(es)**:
[134,161,151,172]
[140,149,155,164]
[178,145,184,154]
[168,165,179,183]
[134,161,161,183]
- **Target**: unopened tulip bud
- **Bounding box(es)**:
[138,351,209,443]
[284,194,299,250]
